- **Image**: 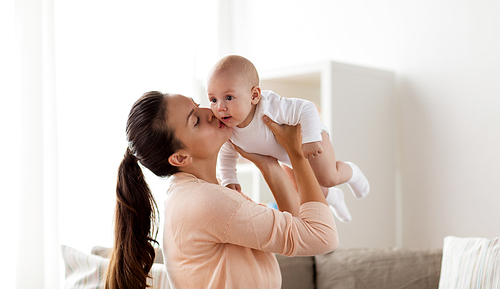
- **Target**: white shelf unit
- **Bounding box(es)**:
[235,61,398,248]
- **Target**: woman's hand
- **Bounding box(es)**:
[262,115,303,158]
[230,141,278,169]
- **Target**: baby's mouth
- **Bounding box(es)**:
[221,116,231,123]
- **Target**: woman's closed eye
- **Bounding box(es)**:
[194,116,200,126]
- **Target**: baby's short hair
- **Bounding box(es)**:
[213,55,259,88]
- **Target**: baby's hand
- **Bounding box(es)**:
[302,141,323,159]
[226,183,242,192]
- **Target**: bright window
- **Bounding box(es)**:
[55,0,219,253]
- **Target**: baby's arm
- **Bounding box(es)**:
[218,141,241,190]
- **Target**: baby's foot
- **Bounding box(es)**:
[345,162,370,199]
[326,187,352,223]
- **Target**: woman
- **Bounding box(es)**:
[105,91,338,289]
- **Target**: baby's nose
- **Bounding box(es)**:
[217,103,226,111]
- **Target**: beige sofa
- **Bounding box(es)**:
[276,248,442,289]
[91,246,442,289]
[62,236,499,288]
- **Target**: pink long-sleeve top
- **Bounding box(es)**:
[162,172,338,289]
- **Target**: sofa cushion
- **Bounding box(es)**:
[438,236,500,289]
[315,247,442,289]
[275,255,315,289]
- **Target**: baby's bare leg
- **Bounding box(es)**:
[309,131,370,199]
[308,132,352,187]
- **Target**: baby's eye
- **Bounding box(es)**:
[225,95,233,101]
[210,98,217,104]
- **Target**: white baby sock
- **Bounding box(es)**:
[326,187,352,223]
[345,162,370,199]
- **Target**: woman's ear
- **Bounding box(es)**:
[168,151,193,167]
[250,86,261,104]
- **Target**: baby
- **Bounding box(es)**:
[206,55,369,222]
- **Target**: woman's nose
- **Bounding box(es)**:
[203,107,215,122]
[208,110,215,122]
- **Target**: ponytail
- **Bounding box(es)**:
[105,148,159,289]
[106,91,184,289]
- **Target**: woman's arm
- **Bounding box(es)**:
[262,116,327,206]
[231,115,329,210]
[221,118,338,256]
[232,142,300,216]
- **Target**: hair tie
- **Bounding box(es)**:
[125,145,139,162]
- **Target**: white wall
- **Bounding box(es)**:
[394,0,500,248]
[230,0,500,248]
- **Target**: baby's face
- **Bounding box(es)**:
[207,71,257,128]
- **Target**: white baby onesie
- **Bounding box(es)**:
[218,90,328,187]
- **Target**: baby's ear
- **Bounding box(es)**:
[251,86,262,104]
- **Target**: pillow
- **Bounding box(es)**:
[438,236,500,289]
[91,245,165,264]
[60,245,170,289]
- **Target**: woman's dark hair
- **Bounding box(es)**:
[105,91,184,289]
